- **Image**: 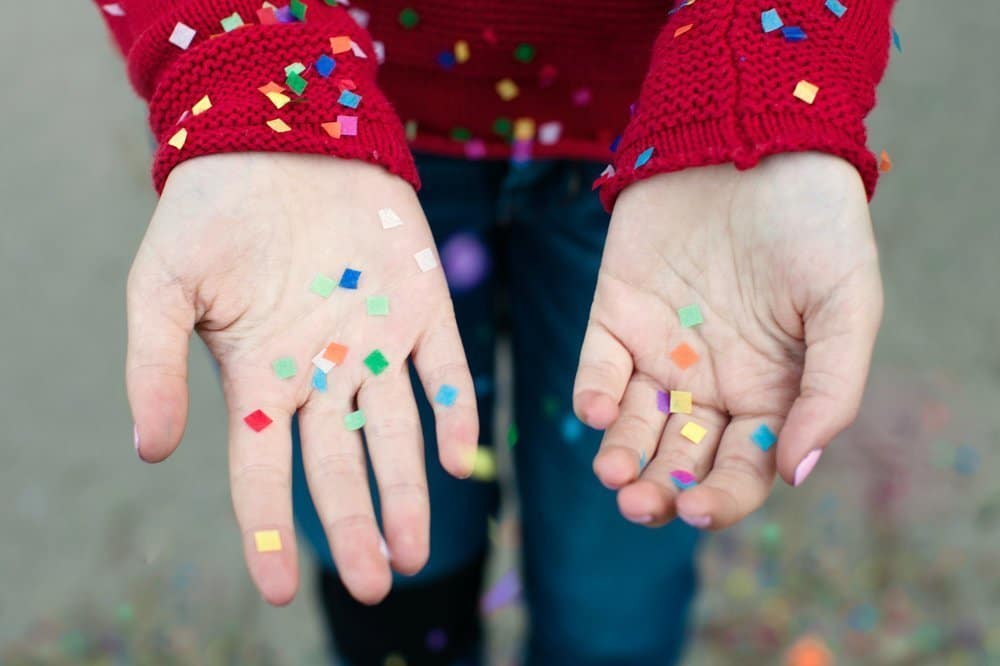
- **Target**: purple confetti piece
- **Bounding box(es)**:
[441,233,490,292]
[480,569,521,614]
[656,390,671,414]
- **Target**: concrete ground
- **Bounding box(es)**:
[0,2,997,664]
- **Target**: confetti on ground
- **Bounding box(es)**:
[322,342,348,365]
[378,207,404,229]
[657,390,671,414]
[671,469,698,490]
[414,248,439,272]
[363,349,389,375]
[168,22,196,49]
[167,128,188,150]
[309,274,336,298]
[761,8,783,33]
[191,95,212,116]
[670,343,700,370]
[344,409,366,431]
[677,304,704,328]
[311,367,328,392]
[399,7,420,29]
[272,357,297,379]
[257,6,277,24]
[496,78,519,101]
[220,12,244,32]
[330,35,352,53]
[367,295,390,316]
[338,90,362,109]
[681,421,707,444]
[751,423,778,451]
[793,80,819,104]
[782,26,807,41]
[254,530,282,553]
[634,147,654,169]
[879,150,893,173]
[670,390,693,415]
[470,448,497,481]
[674,24,694,38]
[266,118,292,133]
[284,62,305,76]
[825,0,847,18]
[339,268,361,289]
[435,384,459,407]
[244,409,273,432]
[265,90,291,109]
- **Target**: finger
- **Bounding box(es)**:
[778,289,882,487]
[227,400,299,606]
[592,374,668,490]
[674,416,783,530]
[299,388,392,606]
[126,259,194,463]
[573,321,633,429]
[356,365,430,576]
[412,306,479,479]
[617,405,728,526]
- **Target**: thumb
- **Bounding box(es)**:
[126,255,195,463]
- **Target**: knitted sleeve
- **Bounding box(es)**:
[597,0,896,211]
[93,0,418,193]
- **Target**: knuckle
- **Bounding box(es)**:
[326,512,375,535]
[231,462,289,490]
[311,451,365,483]
[714,454,771,489]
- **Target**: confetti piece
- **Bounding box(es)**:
[367,295,390,316]
[492,117,513,137]
[284,62,306,77]
[495,78,519,102]
[344,409,366,431]
[892,27,902,52]
[513,118,535,141]
[513,43,536,63]
[363,349,389,376]
[312,367,328,392]
[350,41,368,58]
[824,0,847,18]
[339,268,361,289]
[308,54,334,79]
[454,40,471,63]
[507,423,518,449]
[879,150,893,173]
[470,448,497,481]
[399,7,420,29]
[435,384,459,407]
[571,87,592,106]
[379,208,404,229]
[309,274,336,297]
[539,63,559,87]
[657,390,671,414]
[751,424,778,451]
[786,635,834,666]
[338,90,362,109]
[451,127,472,142]
[338,115,358,136]
[561,414,584,442]
[761,9,783,33]
[289,0,306,21]
[674,24,694,38]
[348,7,371,28]
[272,357,297,379]
[465,139,487,159]
[677,304,704,328]
[265,91,291,109]
[322,342,348,365]
[793,80,819,105]
[373,41,385,63]
[312,351,335,374]
[634,147,654,169]
[167,128,188,150]
[259,81,284,95]
[426,628,448,652]
[330,36,352,54]
[670,390,693,415]
[244,410,273,432]
[267,118,292,133]
[220,12,244,32]
[670,470,698,490]
[254,530,282,552]
[321,121,341,138]
[537,121,562,146]
[414,248,438,272]
[480,568,520,612]
[191,95,212,116]
[782,26,807,41]
[286,71,307,95]
[639,451,647,470]
[680,421,707,444]
[169,22,197,49]
[257,6,278,24]
[102,3,125,16]
[670,343,700,370]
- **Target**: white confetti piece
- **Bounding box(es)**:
[378,208,404,229]
[373,41,386,64]
[414,248,438,272]
[311,351,335,374]
[102,3,125,16]
[600,164,616,178]
[350,41,368,59]
[538,121,563,146]
[348,8,371,28]
[169,22,197,50]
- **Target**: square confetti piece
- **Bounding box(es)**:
[338,115,358,136]
[677,304,703,328]
[367,295,390,316]
[435,384,459,407]
[414,248,438,272]
[671,470,698,490]
[751,424,778,451]
[782,26,807,41]
[793,80,819,104]
[244,409,273,432]
[670,343,700,370]
[289,0,306,21]
[267,118,292,133]
[379,208,404,229]
[338,90,362,109]
[266,91,291,109]
[656,390,671,414]
[191,95,212,115]
[286,71,307,95]
[257,6,278,24]
[284,62,306,76]
[220,12,244,32]
[272,356,297,379]
[258,81,285,95]
[254,530,282,552]
[169,22,197,49]
[634,147,654,169]
[761,8,783,33]
[470,448,497,481]
[312,351,335,374]
[322,342,348,365]
[680,421,707,444]
[825,0,847,18]
[312,367,328,392]
[310,274,336,298]
[167,128,188,150]
[344,409,366,431]
[331,35,352,53]
[315,54,336,77]
[670,390,693,415]
[339,268,361,289]
[322,121,341,138]
[364,349,389,375]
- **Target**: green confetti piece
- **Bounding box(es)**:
[492,117,512,137]
[542,395,560,417]
[272,356,297,379]
[513,43,536,63]
[677,304,704,328]
[363,349,389,375]
[399,7,420,29]
[220,12,244,32]
[344,409,366,431]
[309,274,336,298]
[284,62,306,76]
[323,0,338,5]
[450,126,472,142]
[507,423,519,449]
[290,0,307,21]
[367,295,390,316]
[286,71,308,96]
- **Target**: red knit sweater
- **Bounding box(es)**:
[94,0,895,210]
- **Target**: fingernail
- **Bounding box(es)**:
[628,514,654,525]
[378,535,391,561]
[794,449,823,487]
[679,513,711,529]
[133,424,143,460]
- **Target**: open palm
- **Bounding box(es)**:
[574,153,882,529]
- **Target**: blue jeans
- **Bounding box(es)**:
[292,155,701,665]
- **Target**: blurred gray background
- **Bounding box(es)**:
[1,2,997,664]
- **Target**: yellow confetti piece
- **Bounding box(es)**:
[513,117,535,141]
[793,79,819,104]
[265,90,291,109]
[680,421,707,444]
[254,529,282,552]
[266,118,292,133]
[670,390,693,414]
[167,128,188,150]
[191,95,212,116]
[454,40,470,63]
[496,78,519,102]
[468,448,496,481]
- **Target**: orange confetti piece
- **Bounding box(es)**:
[167,128,188,150]
[879,150,893,173]
[258,81,285,95]
[330,35,352,54]
[785,635,833,666]
[793,80,819,104]
[513,117,535,141]
[191,95,212,116]
[322,342,348,365]
[674,24,694,38]
[322,121,342,138]
[670,343,700,370]
[266,118,291,133]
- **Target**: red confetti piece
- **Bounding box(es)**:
[244,410,273,432]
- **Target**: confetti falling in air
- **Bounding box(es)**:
[344,409,366,431]
[634,147,654,169]
[399,7,420,29]
[793,80,820,104]
[639,451,647,471]
[454,40,471,63]
[367,295,390,316]
[670,390,693,415]
[537,121,563,146]
[496,78,519,101]
[168,22,196,49]
[435,384,459,407]
[657,390,671,414]
[825,0,847,18]
[470,448,497,480]
[441,233,490,291]
[339,268,361,289]
[414,248,439,272]
[681,421,707,444]
[751,424,778,451]
[671,469,698,490]
[561,413,584,443]
[761,8,783,33]
[311,367,328,392]
[678,304,704,328]
[426,628,448,653]
[513,43,536,63]
[167,128,188,150]
[480,568,521,614]
[254,530,282,553]
[670,343,700,370]
[507,423,519,449]
[892,27,902,52]
[378,207,404,229]
[272,357,297,380]
[879,150,893,173]
[244,410,273,432]
[363,349,389,375]
[310,274,336,297]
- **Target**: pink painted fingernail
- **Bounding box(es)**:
[679,513,711,529]
[628,514,654,525]
[794,449,823,487]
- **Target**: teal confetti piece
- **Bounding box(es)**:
[677,304,704,328]
[363,349,389,375]
[560,414,583,442]
[272,356,297,379]
[309,274,336,297]
[435,384,459,407]
[761,8,783,33]
[344,409,366,431]
[892,27,902,52]
[825,0,847,18]
[312,367,328,392]
[367,295,390,316]
[750,424,778,451]
[220,12,244,32]
[639,451,647,471]
[634,147,654,169]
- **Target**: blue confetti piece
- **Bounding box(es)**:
[634,146,654,169]
[825,0,847,18]
[639,451,647,471]
[761,8,783,33]
[560,414,584,443]
[750,424,778,451]
[315,54,336,78]
[781,26,807,42]
[312,367,328,392]
[436,51,456,70]
[609,135,622,153]
[339,268,361,289]
[891,27,902,52]
[338,90,362,109]
[435,384,459,407]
